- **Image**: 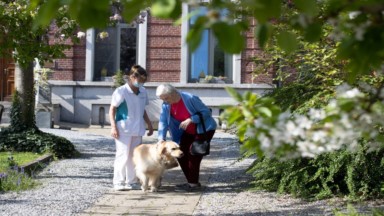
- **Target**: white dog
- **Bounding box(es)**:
[133,140,184,192]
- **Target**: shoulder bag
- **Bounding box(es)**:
[190,112,210,156]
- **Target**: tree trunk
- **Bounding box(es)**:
[14,60,36,129]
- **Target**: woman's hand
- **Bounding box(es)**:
[111,126,119,139]
[147,125,154,136]
[179,118,192,130]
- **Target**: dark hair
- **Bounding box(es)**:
[129,65,147,82]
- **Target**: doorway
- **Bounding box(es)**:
[0,58,15,101]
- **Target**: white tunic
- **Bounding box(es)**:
[111,83,148,136]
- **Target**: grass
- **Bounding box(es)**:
[0,152,45,172]
[0,151,45,192]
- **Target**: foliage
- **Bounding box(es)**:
[0,127,78,159]
[31,0,384,81]
[334,205,384,216]
[247,139,384,200]
[0,167,39,192]
[261,29,343,113]
[3,94,78,158]
[9,91,26,132]
[113,70,126,88]
[0,0,78,68]
[0,152,44,172]
[0,0,80,134]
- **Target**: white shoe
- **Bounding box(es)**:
[114,184,126,191]
[126,183,141,190]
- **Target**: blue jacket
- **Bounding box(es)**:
[158,91,217,143]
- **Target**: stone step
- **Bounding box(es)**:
[0,101,11,124]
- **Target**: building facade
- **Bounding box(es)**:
[1,5,275,128]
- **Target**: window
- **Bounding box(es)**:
[86,21,147,82]
[93,25,137,81]
[188,6,233,83]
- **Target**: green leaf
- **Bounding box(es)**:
[187,16,209,52]
[293,0,319,16]
[255,23,272,49]
[212,22,245,54]
[257,107,272,118]
[251,0,282,23]
[151,0,177,19]
[168,0,182,20]
[225,87,243,102]
[69,0,110,29]
[123,0,147,23]
[277,31,298,54]
[304,22,322,42]
[186,27,203,52]
[174,9,199,26]
[33,0,61,29]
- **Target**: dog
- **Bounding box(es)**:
[133,140,184,192]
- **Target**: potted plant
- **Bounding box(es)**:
[198,71,207,83]
[113,70,126,87]
[205,75,214,83]
[100,67,108,81]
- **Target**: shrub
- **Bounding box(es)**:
[0,90,78,159]
[0,128,78,159]
[248,139,384,200]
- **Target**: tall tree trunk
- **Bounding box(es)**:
[14,60,36,129]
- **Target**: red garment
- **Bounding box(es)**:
[171,99,196,135]
[178,130,215,184]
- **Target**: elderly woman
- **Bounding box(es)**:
[156,83,217,190]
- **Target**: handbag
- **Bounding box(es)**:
[190,112,210,156]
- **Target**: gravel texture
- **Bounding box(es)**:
[0,129,383,216]
[194,134,384,216]
[0,129,115,216]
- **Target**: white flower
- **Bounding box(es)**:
[99,31,109,39]
[309,109,325,120]
[140,10,148,18]
[340,88,363,98]
[296,116,312,130]
[110,13,122,21]
[77,31,85,39]
[312,130,327,142]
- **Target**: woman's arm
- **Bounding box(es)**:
[157,104,169,141]
[143,110,153,136]
[109,105,119,139]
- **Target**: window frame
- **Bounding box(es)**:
[180,3,241,84]
[85,19,147,81]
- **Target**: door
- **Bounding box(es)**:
[0,58,15,101]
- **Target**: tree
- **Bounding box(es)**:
[30,0,384,156]
[0,0,78,130]
[31,0,384,81]
[0,0,79,158]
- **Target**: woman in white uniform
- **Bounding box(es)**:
[109,65,153,191]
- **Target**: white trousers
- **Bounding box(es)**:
[113,134,142,185]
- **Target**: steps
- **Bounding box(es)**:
[0,101,11,124]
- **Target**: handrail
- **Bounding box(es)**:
[0,104,4,124]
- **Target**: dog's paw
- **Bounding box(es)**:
[141,186,148,192]
[150,187,158,192]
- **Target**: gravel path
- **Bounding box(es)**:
[0,129,116,216]
[0,129,383,215]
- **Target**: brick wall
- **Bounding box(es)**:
[146,16,181,83]
[48,25,86,81]
[241,19,274,84]
[48,16,274,85]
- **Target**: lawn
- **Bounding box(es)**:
[0,152,45,172]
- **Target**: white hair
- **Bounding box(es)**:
[156,84,177,97]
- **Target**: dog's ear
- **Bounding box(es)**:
[157,141,167,156]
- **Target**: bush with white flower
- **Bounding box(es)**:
[222,82,384,159]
